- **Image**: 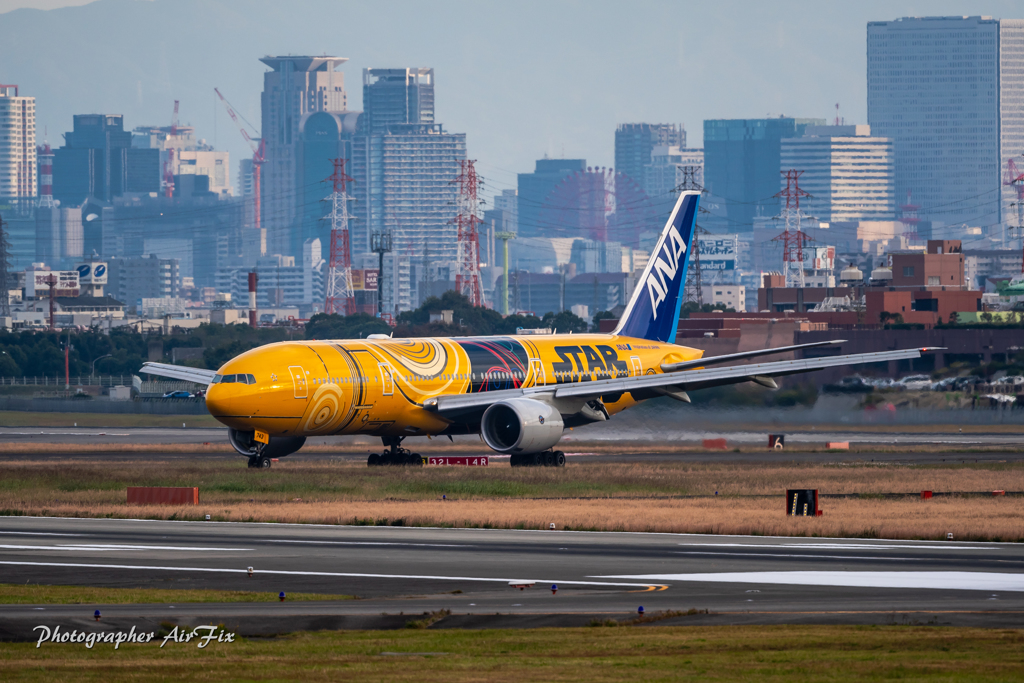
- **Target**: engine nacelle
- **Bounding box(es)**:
[481,398,564,454]
[228,428,306,458]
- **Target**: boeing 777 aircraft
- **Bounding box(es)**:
[142,191,934,468]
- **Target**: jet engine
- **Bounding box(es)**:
[228,428,306,459]
[481,398,564,454]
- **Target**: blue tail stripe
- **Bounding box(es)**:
[614,192,699,344]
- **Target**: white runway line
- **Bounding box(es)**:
[0,560,662,589]
[0,544,251,552]
[675,551,993,562]
[0,532,86,537]
[678,542,1000,551]
[596,571,1024,592]
[266,540,470,548]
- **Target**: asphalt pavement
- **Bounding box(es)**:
[2,516,1024,639]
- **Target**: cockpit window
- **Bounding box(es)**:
[212,374,222,384]
[212,373,255,385]
[246,374,256,384]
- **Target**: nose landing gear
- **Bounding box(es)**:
[368,436,423,467]
[247,454,272,469]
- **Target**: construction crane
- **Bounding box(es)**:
[215,88,265,231]
[163,100,179,198]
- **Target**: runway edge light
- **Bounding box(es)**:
[94,610,101,621]
[279,592,286,602]
[247,566,254,577]
[551,584,558,594]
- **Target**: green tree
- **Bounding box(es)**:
[305,313,393,340]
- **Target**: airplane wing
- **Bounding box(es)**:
[140,362,218,385]
[425,347,938,415]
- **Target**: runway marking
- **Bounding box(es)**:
[678,542,999,551]
[266,540,469,548]
[595,571,1024,592]
[0,544,250,552]
[0,532,86,537]
[675,551,1018,562]
[0,560,666,590]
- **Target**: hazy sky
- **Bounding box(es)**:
[1,0,1019,197]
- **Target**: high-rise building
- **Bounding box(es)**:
[0,85,36,199]
[350,67,465,312]
[614,123,685,188]
[362,68,434,135]
[53,114,160,205]
[131,125,232,196]
[516,158,586,239]
[703,117,824,231]
[780,125,895,222]
[259,56,349,257]
[867,16,1024,234]
[644,146,703,201]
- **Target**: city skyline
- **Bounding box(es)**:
[1,0,1021,201]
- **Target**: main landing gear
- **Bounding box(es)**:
[368,436,423,467]
[510,450,566,468]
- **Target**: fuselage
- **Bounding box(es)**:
[206,333,704,438]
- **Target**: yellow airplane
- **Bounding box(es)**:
[142,192,934,468]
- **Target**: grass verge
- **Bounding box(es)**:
[0,583,352,605]
[2,459,1024,541]
[3,625,1024,682]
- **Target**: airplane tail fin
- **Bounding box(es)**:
[613,191,699,344]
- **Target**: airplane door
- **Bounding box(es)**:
[529,358,545,386]
[379,363,394,396]
[288,365,308,399]
[630,356,643,377]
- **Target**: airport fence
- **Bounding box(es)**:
[0,395,209,415]
[0,375,134,387]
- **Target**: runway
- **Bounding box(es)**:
[2,516,1024,639]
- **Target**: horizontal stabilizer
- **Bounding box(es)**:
[661,340,847,373]
[140,362,218,385]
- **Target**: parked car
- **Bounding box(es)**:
[898,375,933,391]
[994,375,1024,386]
[162,390,192,399]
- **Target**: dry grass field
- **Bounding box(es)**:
[3,625,1024,682]
[2,458,1023,541]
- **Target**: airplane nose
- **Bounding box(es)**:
[205,386,231,416]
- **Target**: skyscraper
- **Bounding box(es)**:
[362,68,434,135]
[867,16,1024,235]
[52,114,159,205]
[780,125,895,222]
[350,67,465,312]
[0,85,35,199]
[614,123,685,187]
[259,56,349,256]
[703,117,824,231]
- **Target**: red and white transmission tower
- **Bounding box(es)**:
[324,158,356,315]
[452,159,484,307]
[1004,158,1024,271]
[899,191,921,245]
[772,169,813,288]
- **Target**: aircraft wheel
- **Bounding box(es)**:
[543,451,555,467]
[553,451,566,467]
[257,456,272,469]
[247,456,259,468]
[532,453,544,467]
[509,453,520,467]
[408,452,423,466]
[368,453,381,467]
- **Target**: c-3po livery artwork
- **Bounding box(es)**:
[143,192,936,468]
